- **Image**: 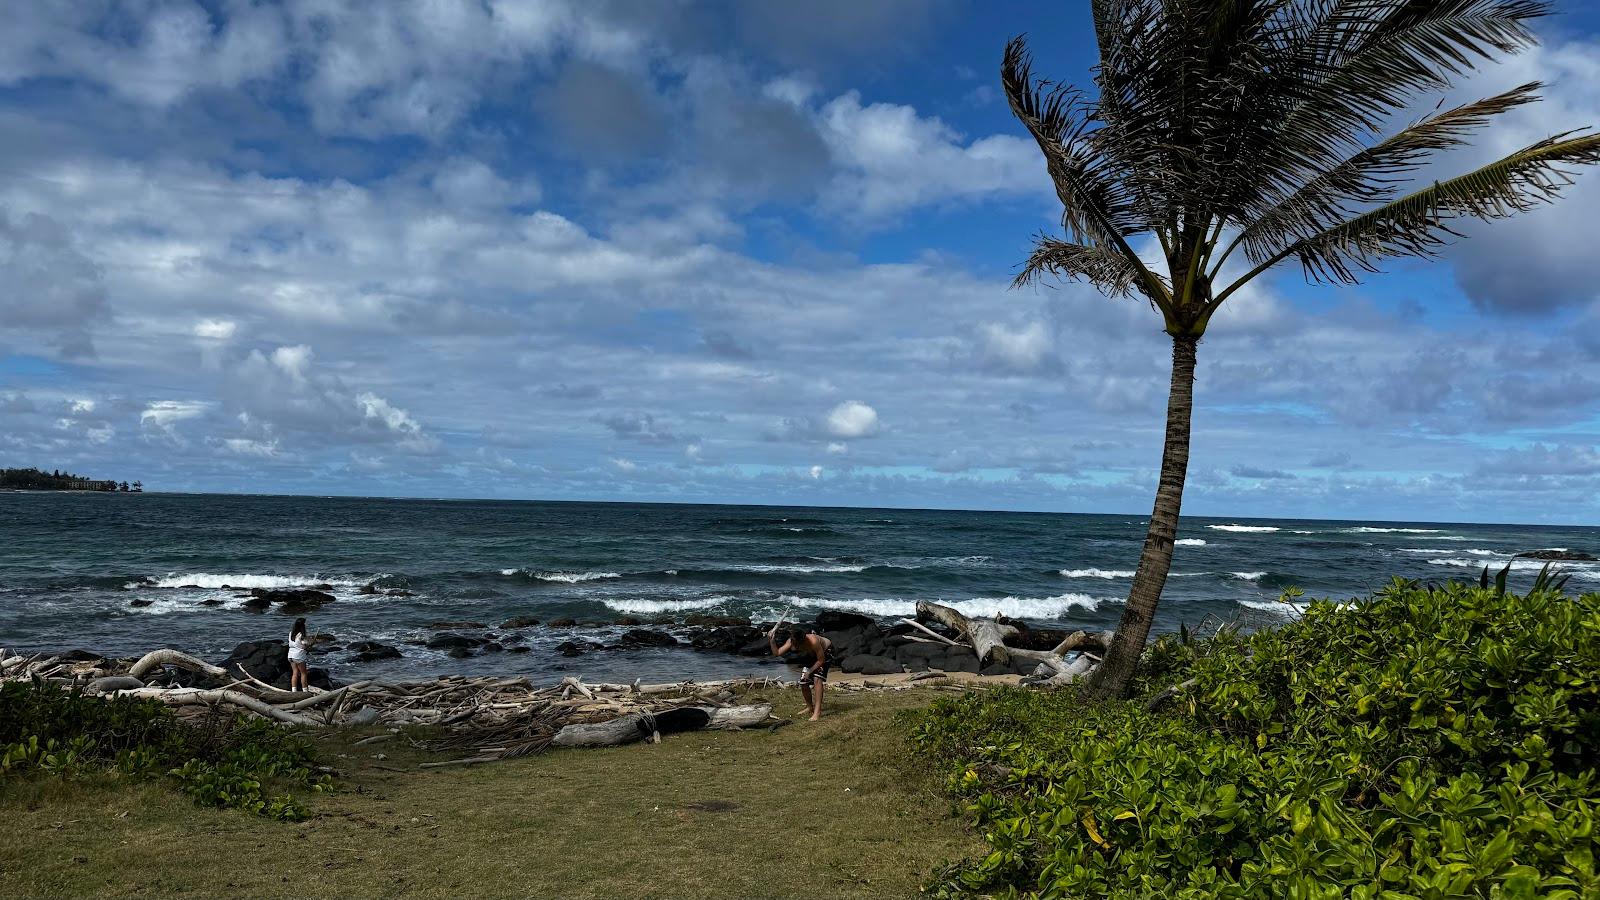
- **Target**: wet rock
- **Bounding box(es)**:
[385,590,414,597]
[428,621,487,630]
[446,648,473,659]
[556,639,600,657]
[1515,549,1597,561]
[612,629,680,649]
[425,633,483,650]
[248,587,336,615]
[507,646,531,654]
[358,583,381,595]
[690,625,767,655]
[199,597,223,606]
[501,616,541,629]
[685,614,752,628]
[841,654,902,676]
[616,616,643,626]
[241,593,272,612]
[814,610,876,632]
[347,641,401,662]
[129,599,154,608]
[548,617,577,628]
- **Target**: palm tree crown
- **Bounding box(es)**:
[1006,0,1599,698]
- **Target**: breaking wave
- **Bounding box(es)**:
[1174,538,1207,546]
[1059,568,1136,579]
[1346,527,1441,534]
[776,593,1103,620]
[138,573,370,590]
[1231,571,1267,581]
[1207,524,1280,533]
[601,597,731,614]
[502,570,622,583]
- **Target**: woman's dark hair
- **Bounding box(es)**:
[291,617,307,640]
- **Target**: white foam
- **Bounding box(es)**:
[1207,524,1279,533]
[1231,571,1267,581]
[731,563,867,574]
[1396,548,1498,556]
[1346,527,1441,533]
[1174,538,1207,546]
[602,597,729,614]
[141,573,368,590]
[1429,557,1598,572]
[1236,599,1305,616]
[1060,568,1136,579]
[777,593,1102,620]
[506,570,622,583]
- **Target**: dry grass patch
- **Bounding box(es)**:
[0,685,979,899]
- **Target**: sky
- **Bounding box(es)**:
[3,1,1600,524]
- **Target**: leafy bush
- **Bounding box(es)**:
[908,578,1600,898]
[0,681,332,819]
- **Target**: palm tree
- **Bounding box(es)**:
[1005,1,1600,699]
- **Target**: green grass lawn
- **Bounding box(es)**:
[0,686,979,899]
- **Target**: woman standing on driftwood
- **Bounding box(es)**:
[769,624,834,721]
[287,617,311,691]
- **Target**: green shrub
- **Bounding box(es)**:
[0,681,331,819]
[908,578,1600,898]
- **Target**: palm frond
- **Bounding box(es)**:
[1259,0,1547,196]
[1289,131,1600,283]
[1013,236,1156,300]
[1237,82,1542,264]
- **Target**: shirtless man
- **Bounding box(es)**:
[769,624,834,721]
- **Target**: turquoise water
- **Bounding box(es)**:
[2,493,1595,684]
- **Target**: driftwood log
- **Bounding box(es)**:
[913,601,1114,687]
[128,648,228,681]
[915,601,1019,667]
[550,704,773,748]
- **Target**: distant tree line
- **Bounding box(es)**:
[0,468,142,492]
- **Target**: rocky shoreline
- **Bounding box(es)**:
[30,606,1072,694]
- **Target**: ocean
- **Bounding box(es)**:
[2,493,1595,684]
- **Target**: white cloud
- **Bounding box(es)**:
[193,318,237,340]
[809,464,823,479]
[825,400,880,438]
[826,442,847,454]
[221,437,280,458]
[140,399,210,429]
[976,320,1055,373]
[816,91,1042,220]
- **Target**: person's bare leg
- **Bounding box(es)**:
[809,679,824,721]
[800,681,813,718]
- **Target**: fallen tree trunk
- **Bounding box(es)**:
[550,703,772,749]
[916,601,1017,666]
[1052,630,1113,655]
[113,687,322,727]
[128,649,228,682]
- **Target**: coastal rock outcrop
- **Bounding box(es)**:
[244,587,337,615]
[841,653,902,675]
[1515,549,1597,561]
[217,639,332,690]
[348,640,402,662]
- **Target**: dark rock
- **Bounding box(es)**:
[612,629,680,649]
[556,640,600,657]
[842,654,902,675]
[935,653,980,674]
[59,649,105,662]
[241,593,272,612]
[1515,549,1597,561]
[548,617,577,627]
[129,599,154,608]
[894,642,948,662]
[385,590,414,597]
[501,616,541,629]
[248,587,336,615]
[616,616,643,627]
[447,648,473,659]
[216,640,330,690]
[508,646,531,654]
[310,583,334,591]
[980,662,1012,677]
[821,625,879,660]
[348,641,401,662]
[199,597,223,606]
[685,614,752,627]
[428,621,487,630]
[358,582,381,595]
[482,642,504,653]
[425,632,483,650]
[690,625,766,655]
[814,610,876,632]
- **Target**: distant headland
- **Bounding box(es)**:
[0,467,142,492]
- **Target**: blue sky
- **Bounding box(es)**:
[3,1,1600,524]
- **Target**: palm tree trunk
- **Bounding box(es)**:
[1086,333,1198,700]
